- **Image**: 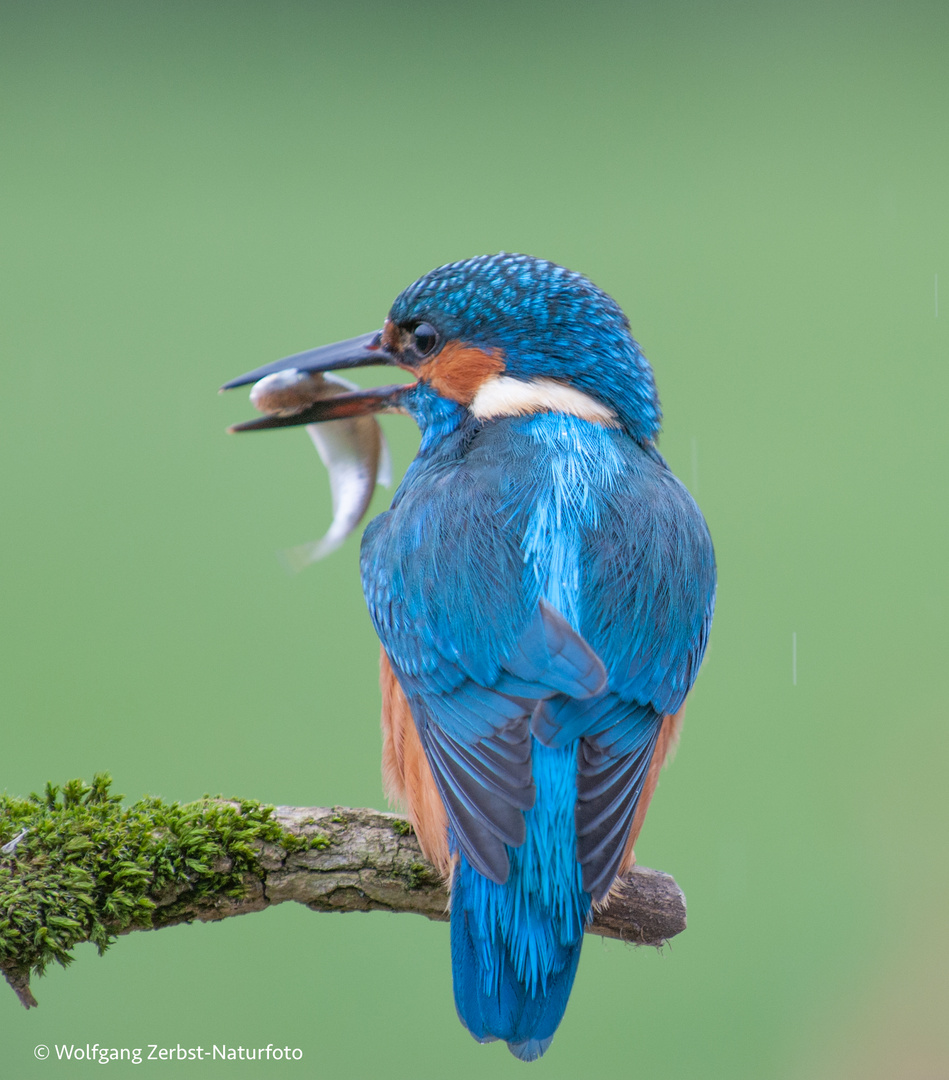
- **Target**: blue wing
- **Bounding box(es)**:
[361,413,715,897]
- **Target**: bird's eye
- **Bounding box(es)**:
[412,323,438,356]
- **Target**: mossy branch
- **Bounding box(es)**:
[0,775,686,1010]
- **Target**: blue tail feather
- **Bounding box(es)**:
[450,741,590,1059]
[508,1036,556,1062]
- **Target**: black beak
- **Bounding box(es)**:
[220,330,394,390]
[222,330,409,433]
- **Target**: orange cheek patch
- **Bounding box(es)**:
[418,340,506,405]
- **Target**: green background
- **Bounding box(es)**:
[2,1,947,1076]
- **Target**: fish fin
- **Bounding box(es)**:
[376,431,393,487]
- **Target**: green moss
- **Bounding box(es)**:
[392,819,413,837]
[0,774,302,985]
[407,862,430,889]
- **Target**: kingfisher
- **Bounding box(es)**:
[223,254,716,1060]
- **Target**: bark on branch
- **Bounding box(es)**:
[1,795,686,1010]
[204,806,686,943]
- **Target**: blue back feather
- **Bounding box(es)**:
[361,388,715,1057]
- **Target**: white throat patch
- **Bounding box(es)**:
[468,375,619,427]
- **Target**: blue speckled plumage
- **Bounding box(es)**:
[229,253,716,1060]
[389,254,662,445]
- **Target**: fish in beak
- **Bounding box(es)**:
[222,331,406,565]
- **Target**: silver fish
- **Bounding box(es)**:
[249,369,391,569]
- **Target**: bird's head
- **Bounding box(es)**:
[224,253,661,445]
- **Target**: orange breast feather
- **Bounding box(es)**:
[379,648,450,877]
[612,702,687,890]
